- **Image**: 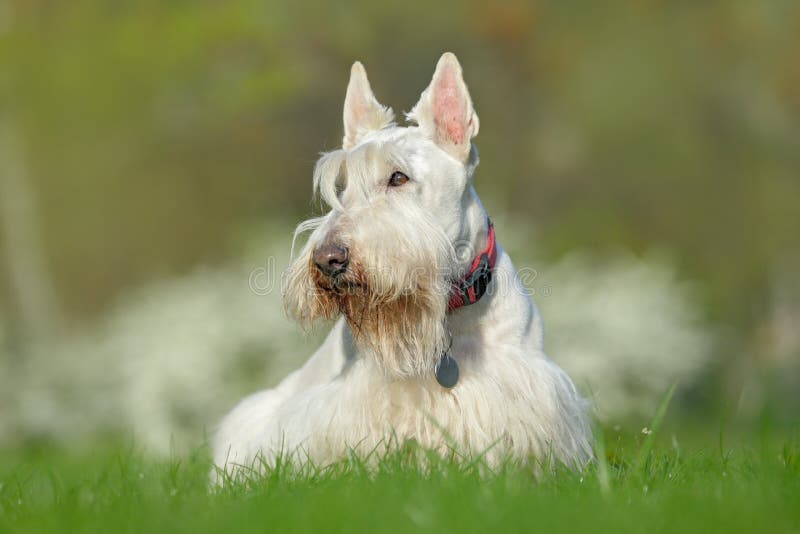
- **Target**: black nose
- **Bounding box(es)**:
[313,243,349,277]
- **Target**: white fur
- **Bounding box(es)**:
[213,53,592,480]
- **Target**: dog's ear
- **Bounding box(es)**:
[342,62,395,149]
[407,52,480,161]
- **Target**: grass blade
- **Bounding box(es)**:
[635,382,677,473]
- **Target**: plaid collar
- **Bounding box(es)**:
[447,219,497,312]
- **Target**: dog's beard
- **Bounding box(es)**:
[284,218,453,378]
[325,262,448,378]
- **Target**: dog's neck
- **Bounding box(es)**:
[424,183,543,387]
[444,187,544,358]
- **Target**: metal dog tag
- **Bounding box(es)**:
[435,351,459,388]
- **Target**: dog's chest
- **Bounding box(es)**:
[312,357,506,452]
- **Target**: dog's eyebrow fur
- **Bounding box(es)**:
[313,149,347,212]
[313,142,413,212]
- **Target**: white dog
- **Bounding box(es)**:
[213,53,592,477]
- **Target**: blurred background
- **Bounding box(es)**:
[0,0,798,453]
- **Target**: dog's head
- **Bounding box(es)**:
[283,53,484,378]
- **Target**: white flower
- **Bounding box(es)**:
[534,250,716,420]
[0,233,318,454]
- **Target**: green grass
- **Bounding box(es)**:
[1,427,799,533]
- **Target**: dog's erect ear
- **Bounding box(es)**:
[342,62,395,149]
[407,52,480,161]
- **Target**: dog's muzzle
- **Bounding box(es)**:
[313,243,349,278]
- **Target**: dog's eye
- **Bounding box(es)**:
[388,171,410,187]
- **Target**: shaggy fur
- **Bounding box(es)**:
[213,53,592,479]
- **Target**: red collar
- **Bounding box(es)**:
[447,219,497,312]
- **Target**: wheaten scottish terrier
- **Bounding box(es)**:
[213,53,592,478]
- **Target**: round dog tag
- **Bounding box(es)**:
[435,351,459,389]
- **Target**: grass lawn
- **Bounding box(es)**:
[1,424,798,534]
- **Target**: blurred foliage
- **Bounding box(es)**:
[0,1,798,362]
